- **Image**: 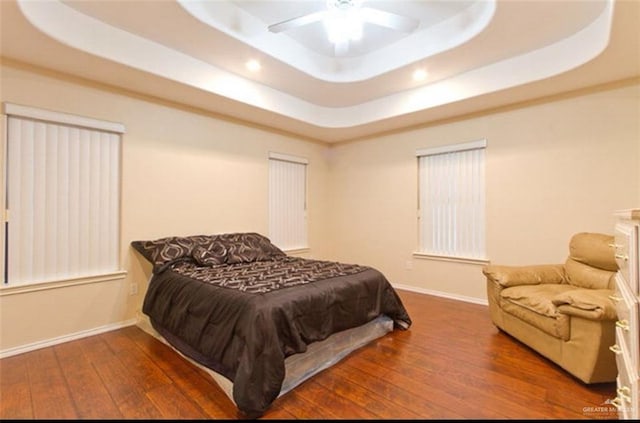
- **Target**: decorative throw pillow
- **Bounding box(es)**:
[226,243,260,264]
[224,232,285,264]
[131,236,196,268]
[254,234,286,259]
[132,232,285,268]
[192,243,227,266]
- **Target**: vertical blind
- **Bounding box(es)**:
[268,153,308,251]
[417,140,486,260]
[5,107,123,285]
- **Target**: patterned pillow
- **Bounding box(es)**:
[192,242,227,266]
[131,236,197,269]
[224,233,285,264]
[132,232,285,269]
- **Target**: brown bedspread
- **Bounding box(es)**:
[133,233,411,416]
[143,259,411,416]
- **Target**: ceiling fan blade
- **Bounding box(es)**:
[359,7,419,33]
[268,11,327,33]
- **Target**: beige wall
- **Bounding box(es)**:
[0,60,638,354]
[327,80,640,301]
[0,62,332,353]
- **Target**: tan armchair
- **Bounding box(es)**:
[482,232,619,384]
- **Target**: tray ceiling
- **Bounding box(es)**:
[0,0,639,142]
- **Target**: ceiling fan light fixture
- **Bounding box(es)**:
[266,0,419,56]
[324,0,363,44]
[324,10,362,44]
[328,0,363,12]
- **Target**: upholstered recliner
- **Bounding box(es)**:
[482,232,618,384]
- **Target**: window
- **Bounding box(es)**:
[416,140,487,261]
[268,152,308,251]
[2,103,124,286]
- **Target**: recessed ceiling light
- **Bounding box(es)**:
[413,69,428,81]
[246,59,261,72]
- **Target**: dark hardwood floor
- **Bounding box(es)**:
[0,289,619,419]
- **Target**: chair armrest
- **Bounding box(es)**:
[482,264,565,288]
[552,289,617,321]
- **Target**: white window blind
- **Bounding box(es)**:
[268,153,308,251]
[417,140,486,260]
[4,104,123,285]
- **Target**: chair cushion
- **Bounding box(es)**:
[500,284,574,340]
[564,258,616,290]
[569,232,617,272]
[501,284,575,317]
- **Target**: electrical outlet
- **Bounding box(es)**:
[405,260,413,270]
[129,282,138,296]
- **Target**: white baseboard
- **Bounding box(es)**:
[0,286,485,359]
[392,282,489,306]
[0,318,138,359]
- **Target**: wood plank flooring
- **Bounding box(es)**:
[0,290,619,419]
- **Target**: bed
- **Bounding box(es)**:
[131,232,412,417]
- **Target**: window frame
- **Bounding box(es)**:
[414,139,488,264]
[1,103,126,292]
[268,152,309,252]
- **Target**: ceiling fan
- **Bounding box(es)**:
[267,0,420,56]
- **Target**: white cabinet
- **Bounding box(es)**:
[611,209,640,419]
